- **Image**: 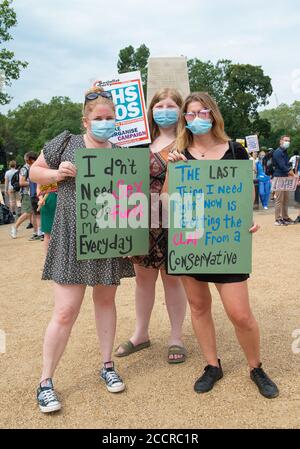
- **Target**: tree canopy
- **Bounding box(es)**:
[0,0,28,105]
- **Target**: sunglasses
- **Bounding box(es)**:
[184,109,211,122]
[85,91,113,102]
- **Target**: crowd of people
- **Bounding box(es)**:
[3,152,58,251]
[2,84,300,416]
[248,144,300,224]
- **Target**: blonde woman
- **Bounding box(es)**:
[116,88,187,363]
[30,86,135,413]
[167,92,279,398]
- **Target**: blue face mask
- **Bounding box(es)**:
[186,118,212,135]
[153,109,179,128]
[91,120,115,142]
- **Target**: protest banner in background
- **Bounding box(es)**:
[246,135,260,153]
[94,71,151,147]
[168,160,253,274]
[271,176,299,192]
[75,148,149,260]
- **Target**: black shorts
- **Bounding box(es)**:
[178,273,250,284]
[30,196,39,215]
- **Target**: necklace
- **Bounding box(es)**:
[197,150,209,158]
[189,146,209,158]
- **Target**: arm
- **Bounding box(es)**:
[19,173,29,188]
[30,153,76,184]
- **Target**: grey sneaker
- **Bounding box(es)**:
[100,362,125,393]
[37,378,61,413]
[10,226,17,238]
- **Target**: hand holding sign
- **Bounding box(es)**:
[57,161,77,181]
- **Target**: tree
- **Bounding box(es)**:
[0,0,28,105]
[188,59,273,139]
[2,97,82,159]
[259,101,300,154]
[117,44,150,96]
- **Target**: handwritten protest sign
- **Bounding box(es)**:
[75,148,149,260]
[95,71,150,147]
[168,160,253,274]
[246,135,260,153]
[271,176,299,192]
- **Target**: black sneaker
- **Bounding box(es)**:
[100,361,125,393]
[37,378,61,413]
[28,234,40,241]
[274,219,288,226]
[293,216,300,224]
[250,364,279,399]
[282,217,294,225]
[26,223,33,229]
[194,359,223,393]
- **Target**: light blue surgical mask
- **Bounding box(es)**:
[186,118,212,135]
[91,120,116,142]
[153,109,179,128]
[282,141,290,150]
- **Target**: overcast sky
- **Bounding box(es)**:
[1,0,299,114]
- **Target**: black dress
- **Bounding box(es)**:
[167,141,250,284]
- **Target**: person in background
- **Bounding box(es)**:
[249,151,258,179]
[37,181,58,252]
[272,136,295,226]
[115,88,187,363]
[28,178,43,241]
[4,160,18,215]
[289,150,299,171]
[256,150,271,209]
[293,155,300,223]
[166,92,279,399]
[10,152,37,238]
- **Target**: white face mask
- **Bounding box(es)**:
[282,141,290,150]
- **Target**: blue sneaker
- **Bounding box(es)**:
[100,362,125,393]
[37,378,61,413]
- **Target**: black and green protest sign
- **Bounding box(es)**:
[168,160,253,274]
[75,148,149,260]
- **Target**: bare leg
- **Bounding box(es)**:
[93,284,118,364]
[40,283,86,382]
[15,212,31,230]
[43,233,50,254]
[215,281,260,369]
[116,265,158,355]
[182,277,219,367]
[160,269,187,360]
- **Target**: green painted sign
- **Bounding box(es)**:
[75,148,149,260]
[168,160,253,274]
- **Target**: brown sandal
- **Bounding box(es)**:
[115,340,151,357]
[167,345,187,364]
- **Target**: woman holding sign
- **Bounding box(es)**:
[30,86,135,413]
[167,92,279,399]
[116,88,188,363]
